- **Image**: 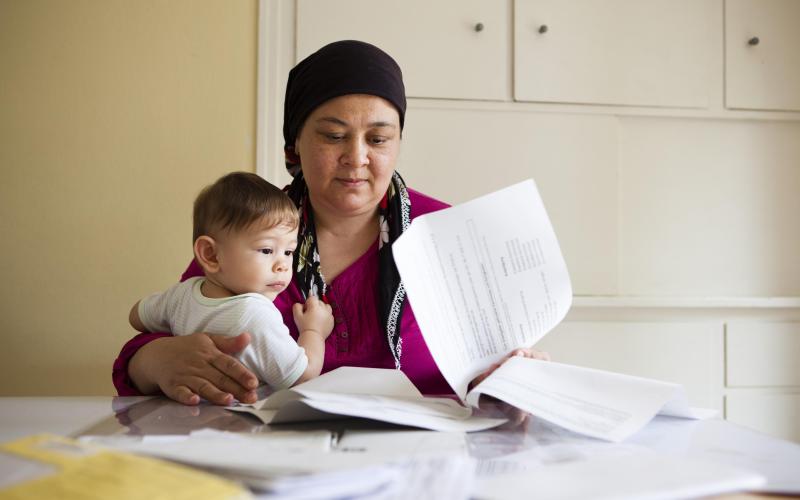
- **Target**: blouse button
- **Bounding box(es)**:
[340,331,348,338]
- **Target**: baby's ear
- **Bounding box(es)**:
[194,236,220,274]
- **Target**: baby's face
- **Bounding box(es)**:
[214,220,297,300]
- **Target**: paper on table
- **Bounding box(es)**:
[80,429,335,474]
[473,452,765,500]
[336,429,467,457]
[229,367,508,432]
[272,365,424,398]
[84,431,403,496]
[465,357,715,442]
[393,179,573,401]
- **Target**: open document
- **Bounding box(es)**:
[393,179,714,442]
[231,180,712,442]
[229,367,507,433]
[393,179,573,400]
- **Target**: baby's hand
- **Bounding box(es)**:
[292,296,334,339]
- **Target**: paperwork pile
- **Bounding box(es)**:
[81,429,473,499]
[229,366,506,433]
[235,180,714,442]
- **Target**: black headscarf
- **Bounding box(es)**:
[283,40,411,368]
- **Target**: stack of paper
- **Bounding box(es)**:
[83,429,473,499]
[474,452,764,500]
[229,367,507,433]
[224,180,715,443]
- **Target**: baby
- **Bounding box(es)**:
[129,172,333,390]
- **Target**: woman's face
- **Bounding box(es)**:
[294,94,401,219]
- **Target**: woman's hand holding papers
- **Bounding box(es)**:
[469,348,551,430]
[469,348,551,390]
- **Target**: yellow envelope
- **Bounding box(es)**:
[0,434,251,500]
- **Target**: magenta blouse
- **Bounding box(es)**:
[112,188,452,396]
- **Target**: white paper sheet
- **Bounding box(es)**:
[473,453,765,500]
[465,357,714,442]
[229,367,508,432]
[80,430,336,475]
[393,179,573,401]
[394,179,714,442]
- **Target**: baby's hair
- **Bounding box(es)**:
[193,171,299,242]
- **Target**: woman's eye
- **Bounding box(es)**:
[371,136,387,145]
[326,133,344,141]
[284,250,294,256]
[260,249,273,255]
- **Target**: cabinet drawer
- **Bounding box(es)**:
[725,0,800,111]
[296,0,510,101]
[514,0,713,108]
[726,322,800,387]
[535,321,723,409]
[726,392,800,442]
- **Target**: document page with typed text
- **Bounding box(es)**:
[393,180,573,400]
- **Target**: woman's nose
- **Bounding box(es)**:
[341,138,369,167]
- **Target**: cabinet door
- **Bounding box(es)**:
[727,322,800,387]
[514,0,713,108]
[296,0,510,101]
[726,392,800,442]
[725,0,800,111]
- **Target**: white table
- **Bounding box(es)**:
[1,397,798,498]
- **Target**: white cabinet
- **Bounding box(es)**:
[514,0,714,108]
[726,392,800,442]
[295,0,510,101]
[725,0,800,112]
[727,322,800,387]
[725,322,800,441]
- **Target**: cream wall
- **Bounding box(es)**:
[0,0,258,395]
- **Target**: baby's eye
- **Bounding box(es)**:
[260,248,273,255]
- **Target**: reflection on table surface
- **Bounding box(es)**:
[74,396,800,496]
[83,396,532,439]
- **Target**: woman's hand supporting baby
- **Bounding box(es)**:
[128,332,260,406]
[292,296,334,384]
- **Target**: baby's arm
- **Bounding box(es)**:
[292,296,334,385]
[129,300,149,332]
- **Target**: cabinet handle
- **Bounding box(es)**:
[538,24,549,34]
[748,36,760,46]
[474,22,484,32]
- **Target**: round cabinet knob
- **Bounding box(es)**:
[474,22,484,32]
[748,36,760,46]
[538,24,549,34]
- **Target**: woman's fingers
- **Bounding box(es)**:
[511,348,550,361]
[469,348,550,391]
[143,333,258,406]
[212,331,252,356]
[207,355,258,404]
[193,378,235,406]
[209,333,259,391]
[163,384,201,406]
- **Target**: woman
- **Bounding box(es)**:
[113,40,547,406]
